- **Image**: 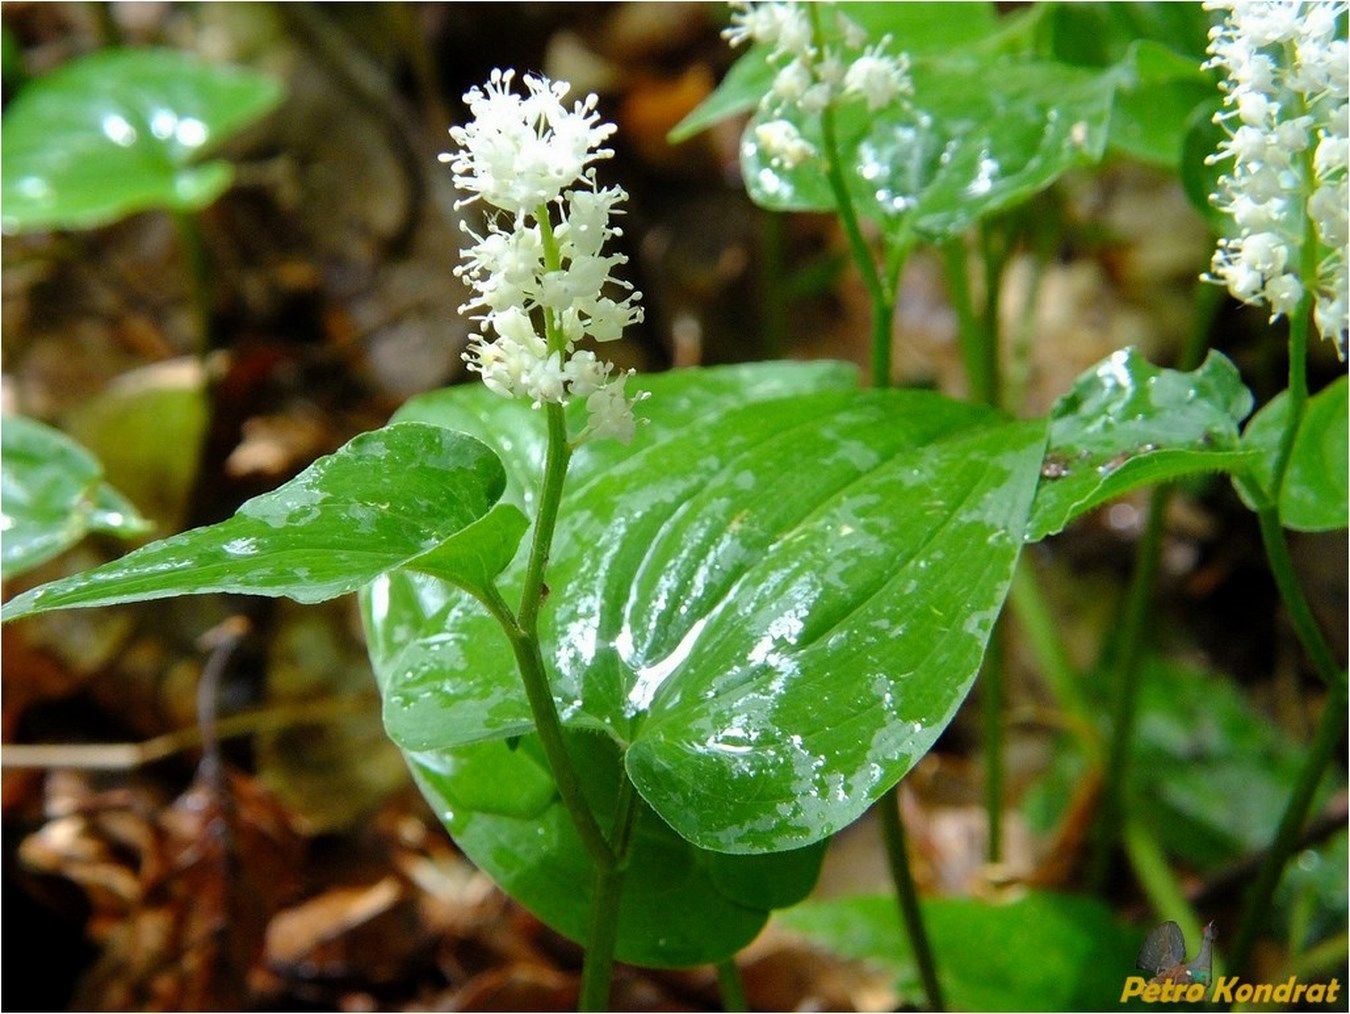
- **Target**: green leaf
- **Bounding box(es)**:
[408,731,825,968]
[668,3,1002,144]
[1108,41,1214,168]
[669,46,774,144]
[2,423,513,619]
[1240,376,1348,531]
[1131,656,1333,870]
[407,502,531,594]
[62,361,210,531]
[366,363,1046,854]
[1180,99,1227,229]
[779,892,1143,1011]
[1,416,150,579]
[1028,348,1255,541]
[742,55,1119,241]
[2,47,283,232]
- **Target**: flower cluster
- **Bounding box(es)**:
[1204,0,1349,354]
[443,70,646,441]
[725,2,913,169]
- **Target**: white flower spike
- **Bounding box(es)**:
[1204,0,1349,355]
[726,2,915,169]
[444,71,646,441]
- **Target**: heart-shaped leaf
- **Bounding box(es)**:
[2,47,282,233]
[1028,348,1255,541]
[408,731,826,968]
[367,363,1046,856]
[1240,376,1348,532]
[1,416,150,579]
[741,55,1119,242]
[779,892,1143,1012]
[2,424,513,619]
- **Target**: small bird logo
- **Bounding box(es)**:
[1137,920,1216,987]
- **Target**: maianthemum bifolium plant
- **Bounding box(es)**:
[2,2,1347,1010]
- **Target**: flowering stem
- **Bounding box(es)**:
[1008,558,1094,734]
[1123,817,1207,953]
[1088,485,1169,890]
[1223,259,1345,975]
[471,582,615,868]
[172,210,213,356]
[941,228,1009,860]
[716,958,749,1012]
[808,3,899,389]
[579,772,641,1011]
[880,786,946,1012]
[519,403,572,631]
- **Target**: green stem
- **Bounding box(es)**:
[944,228,1008,859]
[474,584,615,867]
[1123,817,1206,951]
[519,404,572,631]
[460,207,615,874]
[978,222,1006,409]
[1090,485,1169,889]
[86,1,123,46]
[716,958,749,1012]
[1253,503,1345,692]
[1008,559,1094,733]
[942,240,992,405]
[579,773,642,1010]
[982,630,1005,863]
[172,211,213,356]
[760,211,788,358]
[880,787,945,1011]
[808,5,897,388]
[1227,689,1343,981]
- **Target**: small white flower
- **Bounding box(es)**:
[843,44,911,111]
[755,119,816,167]
[723,1,810,53]
[771,59,813,104]
[583,375,647,443]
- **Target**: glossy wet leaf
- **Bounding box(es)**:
[1,416,150,580]
[367,363,1046,853]
[779,892,1143,1011]
[1027,348,1254,541]
[742,55,1118,242]
[2,47,282,232]
[1240,376,1348,532]
[2,424,511,619]
[409,731,825,967]
[407,502,531,594]
[668,3,1001,143]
